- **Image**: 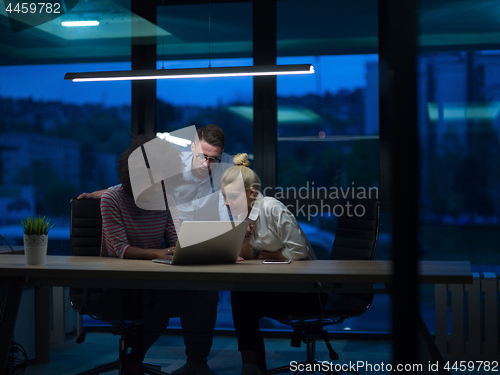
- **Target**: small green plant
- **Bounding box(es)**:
[20,216,52,235]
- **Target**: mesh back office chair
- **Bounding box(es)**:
[267,199,381,375]
[69,198,168,375]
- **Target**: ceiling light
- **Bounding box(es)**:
[64,64,314,82]
[61,21,99,27]
[156,132,192,147]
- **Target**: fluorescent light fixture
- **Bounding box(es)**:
[61,21,99,27]
[227,105,322,124]
[156,132,192,147]
[427,102,500,121]
[278,135,380,142]
[65,64,314,82]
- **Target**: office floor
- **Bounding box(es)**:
[20,330,392,375]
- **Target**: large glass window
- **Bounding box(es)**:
[276,54,380,203]
[416,0,500,337]
[272,0,387,333]
[0,62,131,254]
[156,2,253,157]
[156,58,254,158]
[276,54,381,250]
[416,50,500,332]
[276,0,380,253]
[418,51,500,265]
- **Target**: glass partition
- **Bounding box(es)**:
[276,0,385,334]
[417,50,500,332]
[0,62,131,254]
[418,50,500,265]
[417,0,500,338]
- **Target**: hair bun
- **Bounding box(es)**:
[233,153,251,167]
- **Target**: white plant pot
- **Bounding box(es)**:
[23,234,48,266]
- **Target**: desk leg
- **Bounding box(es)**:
[417,312,450,375]
[0,278,24,374]
[388,288,450,375]
[35,286,50,363]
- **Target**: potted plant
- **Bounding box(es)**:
[21,215,52,265]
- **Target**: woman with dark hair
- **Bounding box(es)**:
[99,135,219,375]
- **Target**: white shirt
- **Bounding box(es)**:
[113,151,233,223]
[247,192,317,261]
[174,151,233,223]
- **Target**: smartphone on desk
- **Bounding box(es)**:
[262,259,291,264]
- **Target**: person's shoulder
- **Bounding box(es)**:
[102,185,123,201]
[264,196,295,218]
[260,195,286,210]
[179,150,193,171]
[180,150,193,161]
[221,152,233,163]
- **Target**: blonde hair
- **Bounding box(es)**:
[222,153,261,191]
[233,153,251,167]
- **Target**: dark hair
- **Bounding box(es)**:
[197,124,225,150]
[117,133,184,198]
[117,134,157,196]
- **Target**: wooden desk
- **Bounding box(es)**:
[0,255,472,290]
[0,255,472,374]
[0,245,24,254]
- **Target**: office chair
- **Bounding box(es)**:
[69,197,168,375]
[266,199,381,375]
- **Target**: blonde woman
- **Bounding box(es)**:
[221,154,327,375]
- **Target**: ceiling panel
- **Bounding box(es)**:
[0,0,499,66]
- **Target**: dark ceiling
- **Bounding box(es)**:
[0,0,498,66]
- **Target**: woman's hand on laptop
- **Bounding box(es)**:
[157,246,175,259]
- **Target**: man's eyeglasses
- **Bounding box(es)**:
[195,153,222,163]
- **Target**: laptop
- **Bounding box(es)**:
[152,220,248,265]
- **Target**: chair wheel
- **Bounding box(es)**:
[76,328,87,344]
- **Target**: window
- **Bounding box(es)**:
[155,58,254,158]
[416,0,500,335]
[274,0,387,333]
[0,62,131,253]
[418,51,500,265]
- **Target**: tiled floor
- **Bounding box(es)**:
[16,329,498,375]
[19,330,392,375]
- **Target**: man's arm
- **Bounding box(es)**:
[77,189,108,199]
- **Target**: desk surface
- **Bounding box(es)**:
[0,246,24,254]
[0,255,472,292]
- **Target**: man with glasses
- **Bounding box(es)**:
[175,123,233,222]
[78,123,233,222]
